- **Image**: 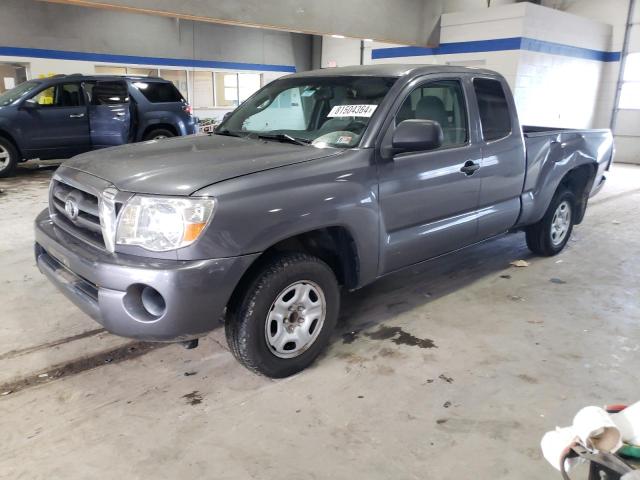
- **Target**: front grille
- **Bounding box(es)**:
[50,179,106,249]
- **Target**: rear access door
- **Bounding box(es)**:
[85,80,131,148]
[470,77,527,239]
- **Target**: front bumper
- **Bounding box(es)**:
[35,209,258,341]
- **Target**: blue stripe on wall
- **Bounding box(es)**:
[372,37,522,59]
[372,37,620,63]
[519,38,621,62]
[0,46,297,73]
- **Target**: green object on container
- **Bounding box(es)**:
[619,443,640,459]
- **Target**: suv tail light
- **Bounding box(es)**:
[183,104,193,115]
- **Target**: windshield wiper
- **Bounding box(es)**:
[256,133,311,146]
[213,129,243,137]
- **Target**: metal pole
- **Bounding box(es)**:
[610,0,637,132]
[360,40,365,65]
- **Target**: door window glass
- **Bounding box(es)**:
[473,78,512,141]
[396,80,468,147]
[31,83,84,107]
[88,81,129,105]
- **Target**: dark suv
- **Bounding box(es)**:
[0,74,197,177]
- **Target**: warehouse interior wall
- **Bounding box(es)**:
[0,0,313,120]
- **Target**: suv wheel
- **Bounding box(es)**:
[526,188,576,256]
[0,137,19,178]
[143,129,175,141]
[225,253,340,378]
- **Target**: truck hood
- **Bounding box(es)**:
[64,134,341,196]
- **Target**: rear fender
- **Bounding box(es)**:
[516,131,610,227]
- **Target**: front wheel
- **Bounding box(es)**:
[225,253,340,378]
[526,188,576,256]
[0,137,19,178]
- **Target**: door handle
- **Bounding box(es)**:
[460,160,480,176]
[69,113,85,118]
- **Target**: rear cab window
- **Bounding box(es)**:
[473,78,512,142]
[131,81,184,103]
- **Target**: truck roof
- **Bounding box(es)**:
[289,64,500,79]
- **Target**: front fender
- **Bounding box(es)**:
[191,150,380,286]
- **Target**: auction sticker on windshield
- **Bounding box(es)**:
[328,104,378,118]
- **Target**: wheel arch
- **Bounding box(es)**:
[226,226,360,313]
[557,162,597,224]
[0,129,23,159]
[141,123,178,140]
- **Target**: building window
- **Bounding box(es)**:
[95,66,159,77]
[214,72,238,107]
[94,65,262,110]
[213,72,262,108]
[619,52,640,110]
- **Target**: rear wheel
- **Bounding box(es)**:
[225,253,340,378]
[526,188,576,256]
[143,128,175,141]
[0,137,19,178]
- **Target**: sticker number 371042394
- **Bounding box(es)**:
[328,104,378,118]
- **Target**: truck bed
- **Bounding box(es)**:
[516,125,614,228]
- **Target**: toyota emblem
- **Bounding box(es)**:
[65,198,80,220]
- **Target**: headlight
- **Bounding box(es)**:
[116,196,216,252]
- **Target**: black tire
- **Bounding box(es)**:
[143,128,175,141]
[525,188,576,256]
[0,137,19,178]
[225,253,340,378]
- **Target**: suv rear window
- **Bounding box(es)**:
[133,81,184,103]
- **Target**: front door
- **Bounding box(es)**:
[377,77,483,274]
[20,82,90,158]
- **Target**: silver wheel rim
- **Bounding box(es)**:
[153,135,168,140]
[0,144,10,170]
[265,280,326,359]
[550,200,571,246]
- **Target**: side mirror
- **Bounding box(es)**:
[392,119,443,153]
[21,99,38,110]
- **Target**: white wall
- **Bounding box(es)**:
[320,36,363,68]
[363,3,618,130]
[515,3,612,128]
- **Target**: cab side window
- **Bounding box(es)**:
[31,83,84,107]
[473,78,511,141]
[396,80,468,148]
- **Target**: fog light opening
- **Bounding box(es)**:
[123,284,167,322]
[141,286,166,318]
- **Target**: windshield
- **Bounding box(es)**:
[217,76,397,148]
[0,80,40,107]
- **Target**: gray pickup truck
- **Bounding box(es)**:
[35,65,613,377]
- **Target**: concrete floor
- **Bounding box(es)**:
[1,162,639,479]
